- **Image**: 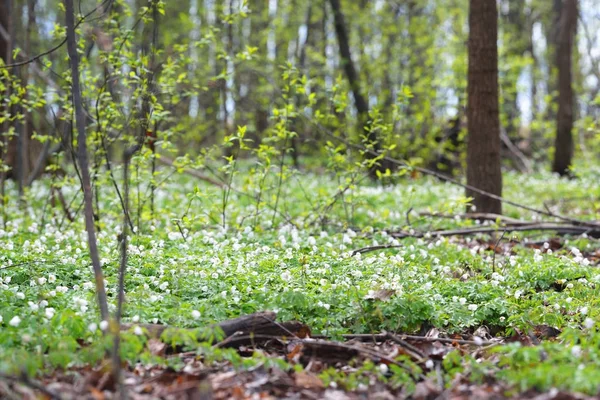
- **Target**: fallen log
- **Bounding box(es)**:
[122,311,309,342]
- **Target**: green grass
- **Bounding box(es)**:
[1,165,599,394]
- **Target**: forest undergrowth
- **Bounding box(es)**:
[1,164,600,398]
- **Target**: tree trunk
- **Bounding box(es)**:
[543,0,563,123]
[552,0,577,176]
[466,0,502,214]
[1,0,12,227]
[328,0,391,177]
[64,0,109,321]
[501,0,527,143]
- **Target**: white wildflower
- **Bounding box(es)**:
[514,290,522,299]
[9,316,21,327]
[45,308,55,319]
[281,271,292,282]
[191,310,201,319]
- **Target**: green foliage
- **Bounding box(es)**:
[1,0,600,397]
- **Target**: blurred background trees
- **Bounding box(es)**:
[0,0,598,213]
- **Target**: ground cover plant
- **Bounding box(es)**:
[1,165,600,398]
[1,0,600,398]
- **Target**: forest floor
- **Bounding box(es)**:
[1,165,600,399]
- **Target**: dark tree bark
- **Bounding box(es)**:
[122,311,309,340]
[289,2,313,169]
[64,0,109,321]
[1,0,12,227]
[328,0,391,177]
[501,0,527,143]
[552,0,577,176]
[543,0,563,124]
[466,0,502,214]
[0,1,8,62]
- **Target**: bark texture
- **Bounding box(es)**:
[552,0,577,176]
[328,0,391,176]
[65,0,109,320]
[466,0,502,214]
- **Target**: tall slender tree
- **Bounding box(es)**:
[328,0,391,176]
[0,0,12,226]
[466,0,502,214]
[552,0,578,176]
[501,0,528,142]
[64,0,109,321]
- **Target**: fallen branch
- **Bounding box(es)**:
[310,332,497,347]
[0,372,62,400]
[0,0,113,70]
[353,223,600,254]
[392,223,600,239]
[418,212,526,225]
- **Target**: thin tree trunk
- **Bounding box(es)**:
[466,0,502,214]
[13,0,27,200]
[64,0,109,321]
[327,0,390,177]
[112,145,138,397]
[16,0,35,199]
[528,18,538,136]
[223,0,237,159]
[289,2,313,169]
[552,0,577,176]
[0,0,12,228]
[502,0,527,143]
[544,0,563,123]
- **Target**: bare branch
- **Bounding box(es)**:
[0,0,113,70]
